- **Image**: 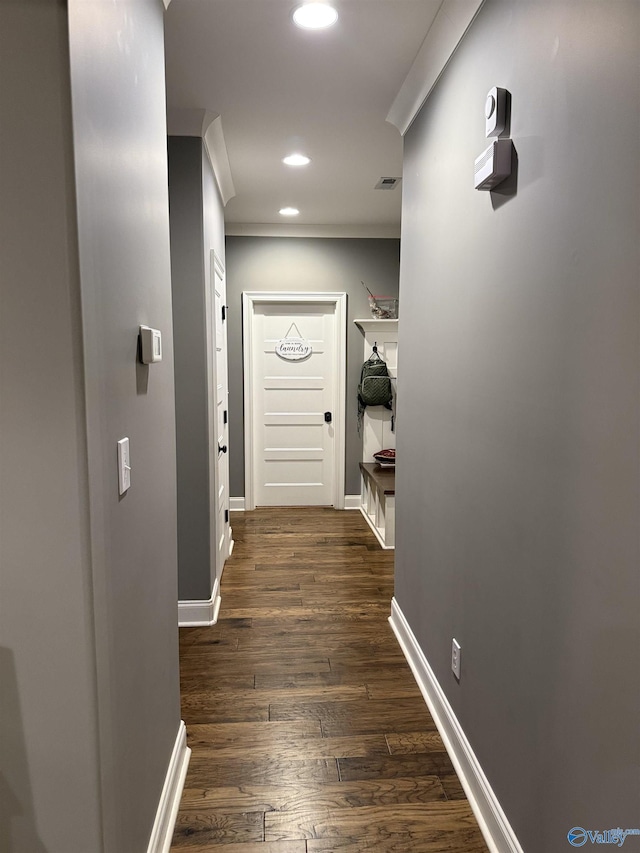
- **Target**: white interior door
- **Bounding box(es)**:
[211,252,231,579]
[244,293,346,508]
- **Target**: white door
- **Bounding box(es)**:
[243,293,346,509]
[210,252,231,579]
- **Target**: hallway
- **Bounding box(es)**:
[171,507,488,852]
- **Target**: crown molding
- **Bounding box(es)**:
[166,108,236,206]
[387,0,485,136]
[225,223,401,239]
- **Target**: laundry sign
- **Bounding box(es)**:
[275,337,312,360]
[275,322,312,361]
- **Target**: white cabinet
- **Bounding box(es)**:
[360,462,395,549]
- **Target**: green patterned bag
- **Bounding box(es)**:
[358,349,393,431]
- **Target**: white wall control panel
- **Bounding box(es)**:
[139,325,162,363]
[485,86,507,137]
[474,138,512,190]
[117,437,131,495]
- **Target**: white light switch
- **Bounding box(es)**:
[117,438,131,495]
[139,325,162,364]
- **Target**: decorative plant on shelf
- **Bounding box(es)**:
[361,281,398,319]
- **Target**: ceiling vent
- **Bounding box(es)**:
[374,177,402,190]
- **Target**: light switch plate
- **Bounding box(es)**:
[117,437,131,495]
[451,638,462,680]
[139,325,162,363]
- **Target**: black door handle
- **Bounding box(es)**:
[324,412,332,423]
[218,444,227,454]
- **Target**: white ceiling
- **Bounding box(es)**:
[164,1,444,235]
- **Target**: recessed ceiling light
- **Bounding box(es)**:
[279,207,300,216]
[292,3,338,30]
[283,154,311,167]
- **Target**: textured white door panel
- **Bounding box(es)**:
[211,252,231,579]
[251,302,336,506]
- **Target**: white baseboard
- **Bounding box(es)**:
[389,598,524,853]
[146,720,191,853]
[178,577,221,627]
[231,496,361,511]
[343,494,362,510]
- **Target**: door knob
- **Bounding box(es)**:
[218,444,227,454]
[324,412,332,423]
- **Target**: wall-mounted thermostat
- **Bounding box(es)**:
[485,86,507,138]
[139,325,162,363]
[474,138,512,190]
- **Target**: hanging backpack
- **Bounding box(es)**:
[358,346,393,431]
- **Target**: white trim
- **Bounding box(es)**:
[230,497,246,511]
[166,109,236,205]
[225,223,401,239]
[388,598,525,853]
[146,721,191,853]
[203,117,236,206]
[387,0,485,135]
[344,494,361,510]
[178,577,221,627]
[242,291,347,512]
[360,506,394,550]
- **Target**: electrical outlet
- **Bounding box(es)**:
[451,638,461,680]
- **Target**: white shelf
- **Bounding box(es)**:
[354,318,399,335]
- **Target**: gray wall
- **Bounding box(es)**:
[68,2,182,849]
[395,2,639,851]
[0,3,102,850]
[225,236,400,497]
[2,2,182,851]
[168,137,210,601]
[168,137,226,601]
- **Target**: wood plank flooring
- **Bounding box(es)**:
[171,507,488,853]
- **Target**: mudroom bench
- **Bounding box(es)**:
[359,462,395,550]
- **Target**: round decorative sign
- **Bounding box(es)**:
[275,337,312,361]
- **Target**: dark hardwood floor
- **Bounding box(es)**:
[171,507,488,853]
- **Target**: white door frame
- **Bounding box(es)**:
[242,291,347,511]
